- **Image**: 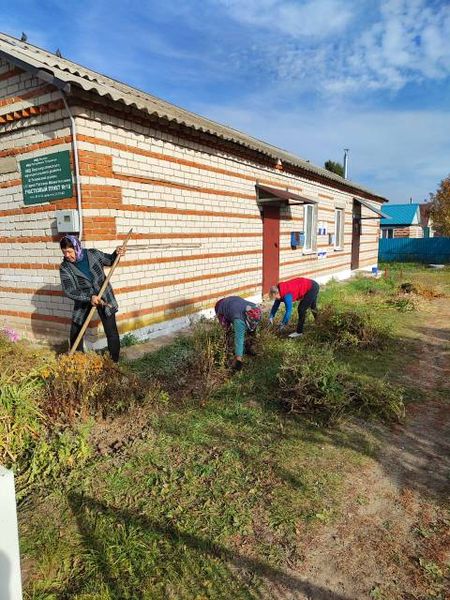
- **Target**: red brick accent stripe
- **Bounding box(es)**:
[0,198,77,217]
[0,178,21,189]
[110,283,260,325]
[0,249,261,271]
[0,286,63,296]
[0,134,306,198]
[0,84,55,108]
[76,134,305,191]
[281,252,351,268]
[0,67,23,82]
[0,283,260,328]
[0,100,64,124]
[0,264,261,298]
[0,231,261,244]
[0,262,58,270]
[118,203,261,220]
[115,265,261,294]
[0,309,70,325]
[0,136,72,158]
[113,172,256,199]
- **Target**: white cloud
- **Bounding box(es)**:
[213,0,450,94]
[216,0,353,38]
[195,98,450,202]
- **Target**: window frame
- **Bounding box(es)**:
[334,208,344,250]
[303,203,316,253]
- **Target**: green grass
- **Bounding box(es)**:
[18,265,450,599]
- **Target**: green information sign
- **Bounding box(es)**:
[20,151,73,205]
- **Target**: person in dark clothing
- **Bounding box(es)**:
[269,277,319,338]
[59,235,125,362]
[215,296,262,370]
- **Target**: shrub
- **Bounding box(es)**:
[189,319,229,398]
[314,304,390,349]
[277,344,404,425]
[42,352,144,423]
[0,375,45,467]
[0,372,92,500]
[0,334,55,384]
[121,332,139,347]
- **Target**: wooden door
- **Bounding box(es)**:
[262,205,280,294]
[351,200,361,270]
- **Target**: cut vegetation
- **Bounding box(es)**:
[1,264,448,599]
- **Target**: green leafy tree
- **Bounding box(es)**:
[324,160,344,177]
[429,174,450,235]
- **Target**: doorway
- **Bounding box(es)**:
[351,200,361,270]
[262,205,280,294]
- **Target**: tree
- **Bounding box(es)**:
[324,160,344,177]
[429,174,450,236]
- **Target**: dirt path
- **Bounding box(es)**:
[271,298,450,600]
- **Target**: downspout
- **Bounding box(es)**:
[61,93,83,241]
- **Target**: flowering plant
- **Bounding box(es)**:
[1,326,20,342]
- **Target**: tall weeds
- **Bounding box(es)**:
[42,352,144,423]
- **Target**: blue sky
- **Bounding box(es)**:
[4,0,450,203]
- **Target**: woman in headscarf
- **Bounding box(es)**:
[214,296,262,370]
[59,235,125,362]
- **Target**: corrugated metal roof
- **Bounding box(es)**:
[256,184,317,205]
[0,32,387,202]
[356,198,389,219]
[381,204,420,226]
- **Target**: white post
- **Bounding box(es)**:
[0,468,23,600]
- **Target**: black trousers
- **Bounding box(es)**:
[70,307,120,362]
[297,281,319,333]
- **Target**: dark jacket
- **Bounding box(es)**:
[215,296,256,324]
[60,248,118,324]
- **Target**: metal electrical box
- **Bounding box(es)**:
[56,209,80,233]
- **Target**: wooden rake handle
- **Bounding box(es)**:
[69,228,133,355]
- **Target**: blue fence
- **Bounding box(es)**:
[379,237,450,263]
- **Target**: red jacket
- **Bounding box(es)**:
[278,277,313,301]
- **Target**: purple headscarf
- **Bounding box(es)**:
[64,235,84,261]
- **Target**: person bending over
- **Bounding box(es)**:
[269,277,319,338]
[215,296,262,370]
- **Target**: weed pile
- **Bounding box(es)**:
[277,344,405,425]
[314,304,391,349]
[42,352,144,423]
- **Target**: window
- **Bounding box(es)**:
[303,204,315,252]
[381,228,393,239]
[334,208,344,249]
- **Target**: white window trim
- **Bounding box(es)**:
[334,208,344,250]
[303,204,317,254]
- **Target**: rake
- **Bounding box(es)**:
[69,228,133,355]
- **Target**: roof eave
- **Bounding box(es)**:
[0,49,71,93]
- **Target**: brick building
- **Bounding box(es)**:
[0,33,387,346]
[380,203,433,239]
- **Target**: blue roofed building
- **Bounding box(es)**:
[380,203,434,239]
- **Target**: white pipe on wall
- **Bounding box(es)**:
[61,94,84,241]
